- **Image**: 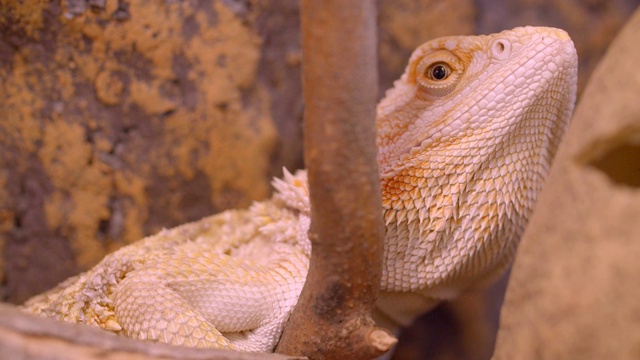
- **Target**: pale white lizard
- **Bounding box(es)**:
[22,26,578,353]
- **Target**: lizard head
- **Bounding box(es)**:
[376,27,578,295]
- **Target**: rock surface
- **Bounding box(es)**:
[493,6,640,360]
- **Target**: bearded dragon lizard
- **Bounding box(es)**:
[22,26,578,353]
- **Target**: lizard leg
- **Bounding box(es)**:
[113,252,307,351]
[113,276,234,349]
[168,277,297,352]
[165,258,307,352]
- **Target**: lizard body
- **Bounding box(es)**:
[23,26,578,352]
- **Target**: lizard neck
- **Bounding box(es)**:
[377,110,560,294]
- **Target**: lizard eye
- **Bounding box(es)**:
[427,63,451,80]
[415,50,463,97]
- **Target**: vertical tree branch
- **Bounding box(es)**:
[275,0,396,358]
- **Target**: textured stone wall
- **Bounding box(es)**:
[1,0,280,303]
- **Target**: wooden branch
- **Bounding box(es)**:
[0,304,305,360]
[275,1,396,358]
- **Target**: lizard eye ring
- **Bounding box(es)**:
[415,50,463,97]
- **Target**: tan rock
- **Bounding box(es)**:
[493,7,640,360]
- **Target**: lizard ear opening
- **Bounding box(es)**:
[415,50,464,97]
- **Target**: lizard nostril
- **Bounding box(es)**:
[491,39,511,60]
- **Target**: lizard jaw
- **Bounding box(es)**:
[377,27,577,297]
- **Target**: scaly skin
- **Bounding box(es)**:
[374,26,577,325]
[23,26,578,352]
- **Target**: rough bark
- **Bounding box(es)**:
[275,1,395,359]
[0,303,305,360]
